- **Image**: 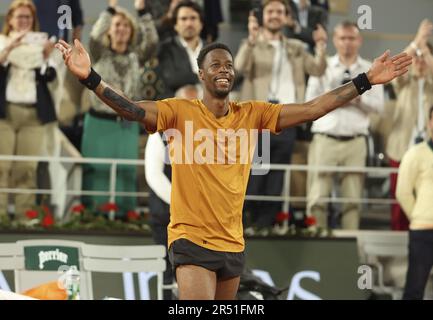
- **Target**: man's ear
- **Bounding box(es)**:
[198,68,204,81]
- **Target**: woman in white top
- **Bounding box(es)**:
[0,0,57,220]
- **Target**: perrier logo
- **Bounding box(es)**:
[24,246,80,271]
[38,249,68,269]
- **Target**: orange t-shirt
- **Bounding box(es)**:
[153,99,282,252]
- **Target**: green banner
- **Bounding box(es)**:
[24,246,80,271]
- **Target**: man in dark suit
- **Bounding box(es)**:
[157,0,204,98]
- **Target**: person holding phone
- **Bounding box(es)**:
[0,0,57,221]
[235,0,327,235]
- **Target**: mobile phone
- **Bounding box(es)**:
[252,7,263,26]
[23,32,48,46]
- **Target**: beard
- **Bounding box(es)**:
[265,21,283,34]
[180,28,198,41]
[214,87,231,99]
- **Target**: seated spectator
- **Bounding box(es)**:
[0,0,57,220]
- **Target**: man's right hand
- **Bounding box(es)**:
[248,10,260,44]
[414,19,433,47]
[8,32,26,51]
[55,39,91,80]
[0,32,26,64]
[109,0,118,8]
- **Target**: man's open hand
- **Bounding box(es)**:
[367,51,412,85]
[55,39,91,80]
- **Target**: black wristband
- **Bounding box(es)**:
[352,73,372,95]
[79,68,102,91]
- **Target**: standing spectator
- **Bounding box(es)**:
[32,0,84,206]
[306,21,384,230]
[155,0,182,41]
[387,19,433,231]
[0,0,57,220]
[397,105,433,300]
[81,0,158,217]
[235,0,327,234]
[33,0,84,42]
[158,0,204,98]
[310,0,329,12]
[201,0,224,43]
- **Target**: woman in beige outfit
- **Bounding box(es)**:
[0,0,57,220]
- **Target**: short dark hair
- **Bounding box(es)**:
[429,105,433,120]
[262,0,291,15]
[197,43,233,69]
[172,0,204,25]
[335,20,360,32]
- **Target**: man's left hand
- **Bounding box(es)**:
[135,0,146,11]
[367,51,412,85]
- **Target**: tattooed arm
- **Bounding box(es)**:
[276,82,358,130]
[55,39,158,131]
[276,51,412,131]
[94,81,158,132]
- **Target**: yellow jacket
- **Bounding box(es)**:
[396,140,433,229]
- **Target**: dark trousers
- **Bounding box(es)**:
[245,129,295,228]
[403,230,433,300]
[150,220,174,300]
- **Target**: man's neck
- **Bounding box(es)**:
[182,36,200,51]
[111,41,128,54]
[202,93,230,119]
[263,28,282,41]
[339,55,358,68]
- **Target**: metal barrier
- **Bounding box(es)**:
[0,154,398,219]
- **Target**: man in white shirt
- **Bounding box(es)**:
[305,21,384,230]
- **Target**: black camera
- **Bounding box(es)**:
[415,136,424,144]
[252,7,263,26]
[341,69,351,85]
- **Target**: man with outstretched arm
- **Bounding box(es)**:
[56,39,411,300]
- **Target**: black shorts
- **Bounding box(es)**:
[168,238,245,280]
